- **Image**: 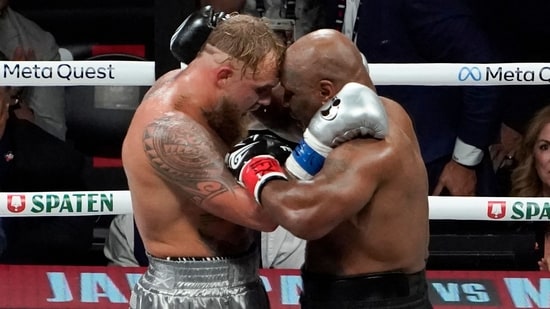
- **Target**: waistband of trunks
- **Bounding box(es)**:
[143,244,261,286]
[149,243,258,262]
[300,269,428,301]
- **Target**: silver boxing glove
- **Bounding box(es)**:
[285,82,389,180]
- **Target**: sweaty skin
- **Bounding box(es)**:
[122,45,279,259]
[262,98,430,275]
[260,29,430,276]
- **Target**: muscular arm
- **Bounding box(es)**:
[144,113,277,231]
[260,140,384,240]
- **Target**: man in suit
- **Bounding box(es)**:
[327,0,506,268]
[330,0,503,197]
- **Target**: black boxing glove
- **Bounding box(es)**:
[225,134,292,203]
[170,5,230,64]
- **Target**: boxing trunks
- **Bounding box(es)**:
[130,245,270,309]
[300,269,432,309]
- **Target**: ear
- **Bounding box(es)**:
[318,80,336,102]
[216,66,233,88]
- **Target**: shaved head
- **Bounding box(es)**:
[280,29,375,127]
[283,29,372,92]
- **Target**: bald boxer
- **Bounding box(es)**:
[227,29,432,308]
[123,14,285,309]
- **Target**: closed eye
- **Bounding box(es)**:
[256,85,271,96]
[283,89,294,102]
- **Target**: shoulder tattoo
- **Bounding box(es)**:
[143,114,233,205]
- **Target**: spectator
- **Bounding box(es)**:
[0,92,92,264]
[328,0,507,268]
[0,4,93,265]
[104,214,148,267]
[0,54,11,138]
[202,0,324,39]
[0,0,66,141]
[0,74,10,258]
[510,105,550,271]
[490,123,522,196]
[340,0,503,197]
[474,1,550,196]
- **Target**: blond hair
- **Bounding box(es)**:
[510,105,550,197]
[205,14,286,77]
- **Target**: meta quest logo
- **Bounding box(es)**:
[458,66,550,83]
[458,67,483,81]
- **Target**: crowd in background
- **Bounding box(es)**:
[0,0,95,264]
[1,0,550,271]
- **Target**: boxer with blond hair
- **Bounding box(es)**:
[123,13,285,309]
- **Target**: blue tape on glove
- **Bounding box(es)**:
[290,139,326,176]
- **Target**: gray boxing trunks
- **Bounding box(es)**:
[130,246,270,309]
[300,269,432,309]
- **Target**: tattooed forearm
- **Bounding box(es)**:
[143,114,235,204]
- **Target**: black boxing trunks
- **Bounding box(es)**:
[300,269,432,309]
[130,246,270,309]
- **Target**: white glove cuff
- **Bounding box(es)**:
[254,172,287,204]
[452,137,484,167]
[285,155,314,180]
[304,129,332,157]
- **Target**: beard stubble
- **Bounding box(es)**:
[204,97,250,147]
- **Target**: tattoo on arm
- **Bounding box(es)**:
[143,114,235,205]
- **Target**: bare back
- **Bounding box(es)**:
[122,70,264,258]
[306,97,429,275]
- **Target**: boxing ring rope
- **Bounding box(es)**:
[3,61,550,86]
[1,60,550,221]
[0,191,548,221]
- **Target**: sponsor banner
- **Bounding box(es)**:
[429,196,550,221]
[4,62,550,87]
[369,63,550,86]
[2,266,550,308]
[2,192,550,220]
[0,61,155,86]
[0,191,132,217]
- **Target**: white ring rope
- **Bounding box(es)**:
[1,60,548,221]
[2,61,550,86]
[0,191,549,221]
[0,61,155,86]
